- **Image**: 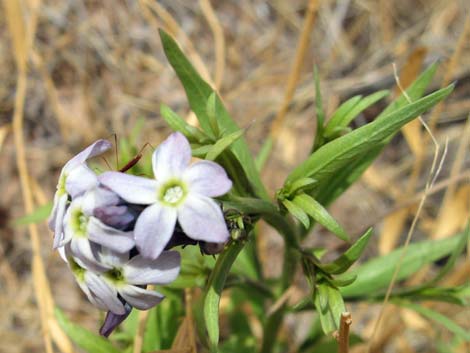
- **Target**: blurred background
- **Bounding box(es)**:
[0,0,469,352]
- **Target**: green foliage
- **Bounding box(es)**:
[340,232,465,298]
[159,29,268,200]
[55,308,121,353]
[13,202,52,226]
[204,239,246,351]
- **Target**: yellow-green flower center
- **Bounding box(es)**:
[57,172,67,196]
[71,208,89,237]
[159,180,187,206]
[104,267,125,285]
[69,257,86,282]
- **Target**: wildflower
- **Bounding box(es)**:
[83,249,181,314]
[99,303,133,337]
[60,187,135,270]
[49,139,112,247]
[100,132,232,259]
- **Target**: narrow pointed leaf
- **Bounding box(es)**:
[283,199,310,228]
[206,129,245,161]
[55,308,121,353]
[160,104,209,143]
[293,194,349,241]
[13,202,52,226]
[341,232,465,298]
[285,83,453,185]
[324,90,389,138]
[313,283,346,334]
[398,302,470,340]
[324,95,362,135]
[204,240,245,351]
[320,228,373,274]
[159,29,268,200]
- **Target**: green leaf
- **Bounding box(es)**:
[143,306,159,352]
[206,129,245,161]
[397,301,470,341]
[324,95,362,136]
[304,63,441,208]
[204,239,246,351]
[255,137,273,172]
[312,66,325,151]
[324,90,389,139]
[206,92,220,136]
[286,177,317,195]
[13,202,52,226]
[313,283,346,334]
[160,104,209,143]
[293,194,349,241]
[55,307,121,353]
[283,199,310,228]
[159,29,268,200]
[285,83,454,186]
[320,228,373,274]
[341,232,465,298]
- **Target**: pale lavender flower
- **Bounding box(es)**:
[82,249,181,314]
[99,132,232,259]
[60,187,135,270]
[49,140,112,247]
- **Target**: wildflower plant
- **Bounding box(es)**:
[45,29,470,353]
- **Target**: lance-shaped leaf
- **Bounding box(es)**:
[324,90,389,139]
[55,308,121,353]
[206,129,245,161]
[313,282,346,334]
[309,63,441,207]
[341,232,465,298]
[14,202,52,226]
[397,301,470,341]
[160,103,210,143]
[293,194,349,241]
[285,83,453,186]
[159,29,268,200]
[320,228,373,274]
[204,240,245,351]
[282,199,310,229]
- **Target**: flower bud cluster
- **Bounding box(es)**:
[49,133,232,335]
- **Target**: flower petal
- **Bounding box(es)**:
[183,160,232,197]
[85,272,126,315]
[82,187,120,215]
[99,303,133,337]
[152,132,191,180]
[178,194,229,243]
[119,285,164,310]
[70,237,109,272]
[87,217,135,253]
[52,194,69,248]
[99,172,157,205]
[66,164,98,198]
[64,139,112,171]
[94,205,136,230]
[134,203,177,260]
[124,251,181,285]
[99,247,129,268]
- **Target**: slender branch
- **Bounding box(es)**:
[336,312,352,353]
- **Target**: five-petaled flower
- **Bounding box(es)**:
[49,139,112,248]
[99,132,232,259]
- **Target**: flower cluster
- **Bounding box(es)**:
[49,132,232,335]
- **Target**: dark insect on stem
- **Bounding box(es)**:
[119,142,152,173]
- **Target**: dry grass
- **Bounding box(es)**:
[0,1,469,352]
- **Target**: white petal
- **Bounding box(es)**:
[119,285,164,310]
[85,272,126,315]
[152,132,191,180]
[87,217,135,253]
[66,164,98,198]
[99,247,130,268]
[52,194,69,248]
[82,187,120,215]
[134,203,177,260]
[99,172,157,205]
[183,160,232,197]
[70,237,109,272]
[124,251,181,285]
[178,194,229,243]
[64,139,112,171]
